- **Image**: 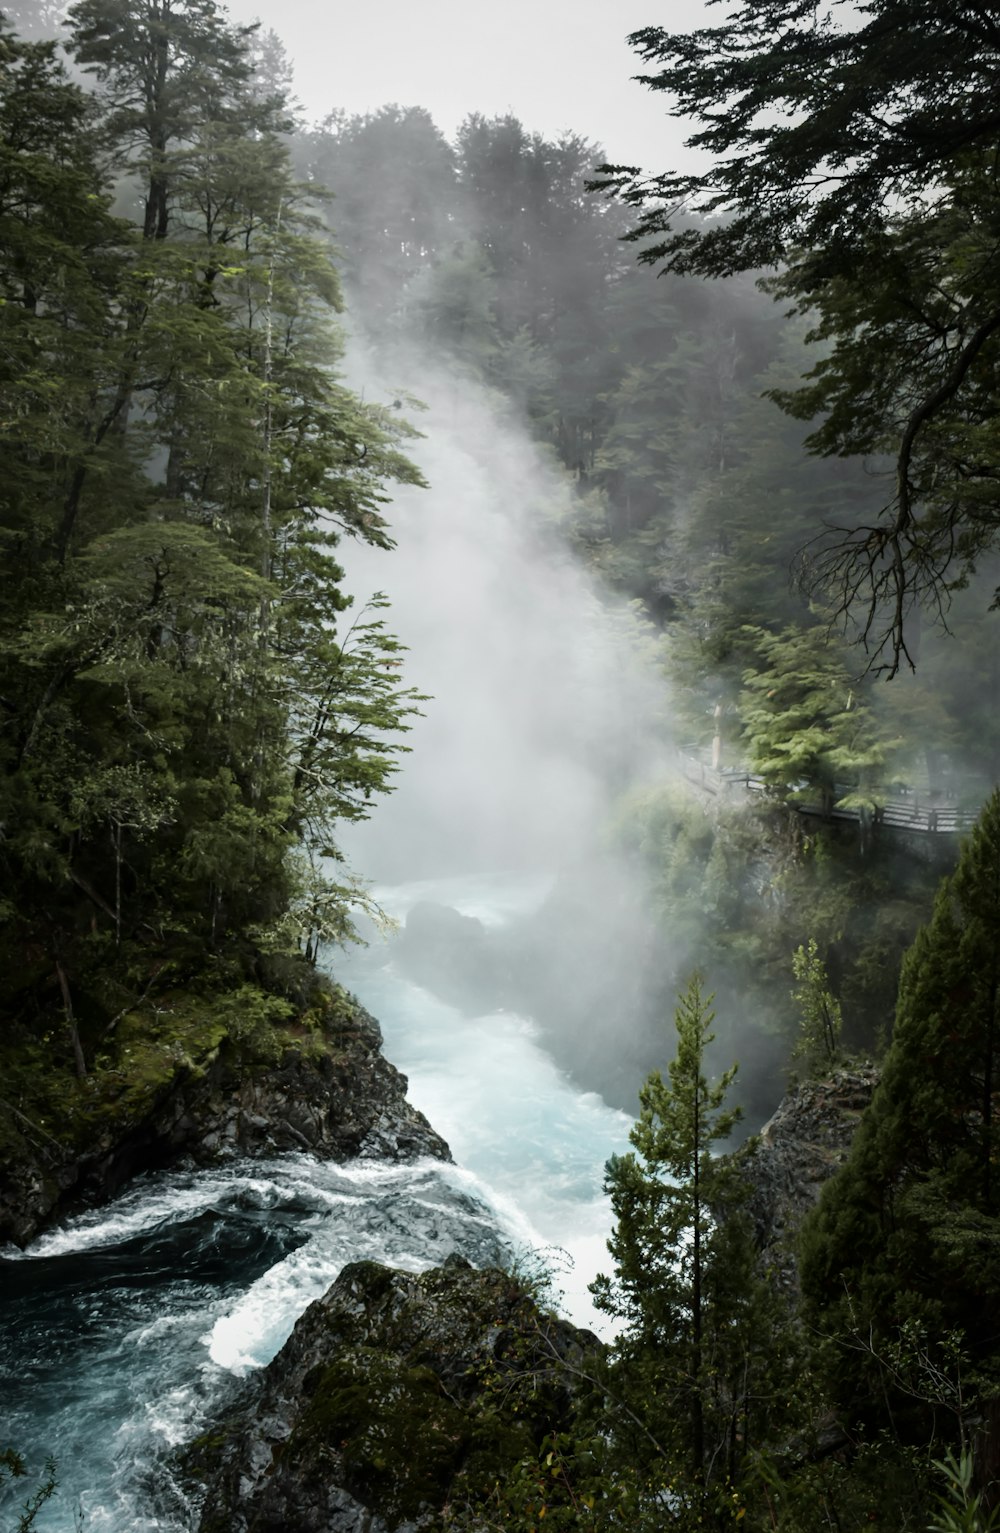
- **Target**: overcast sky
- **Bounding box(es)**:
[224,0,714,172]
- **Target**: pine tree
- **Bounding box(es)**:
[592,976,777,1513]
[800,789,1000,1436]
[791,937,843,1068]
[739,622,895,813]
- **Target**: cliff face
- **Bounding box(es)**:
[736,1064,879,1294]
[0,993,448,1248]
[193,1256,598,1533]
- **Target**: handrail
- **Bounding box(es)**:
[675,748,982,835]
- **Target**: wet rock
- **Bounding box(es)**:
[194,1257,600,1533]
[394,901,514,1015]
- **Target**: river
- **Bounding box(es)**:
[0,869,631,1532]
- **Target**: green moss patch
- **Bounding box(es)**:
[0,962,374,1220]
[297,1347,473,1521]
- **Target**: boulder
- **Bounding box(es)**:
[395,902,513,1014]
[194,1256,600,1533]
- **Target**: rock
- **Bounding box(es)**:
[735,1063,879,1295]
[402,902,487,944]
[393,901,513,1015]
[193,1257,600,1533]
[0,995,449,1248]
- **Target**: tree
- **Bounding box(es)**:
[301,105,457,327]
[68,0,262,240]
[598,3,1000,673]
[0,5,422,1069]
[1,0,68,41]
[791,936,843,1068]
[800,789,1000,1438]
[739,621,896,811]
[592,975,778,1515]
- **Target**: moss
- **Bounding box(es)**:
[175,1427,231,1487]
[193,1262,604,1530]
[294,1348,471,1521]
[0,965,355,1217]
[281,1268,583,1522]
[196,1516,231,1533]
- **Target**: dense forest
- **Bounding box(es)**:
[4,0,1000,1528]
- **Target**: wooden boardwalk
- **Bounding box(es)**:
[676,750,982,836]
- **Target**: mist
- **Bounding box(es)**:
[327,332,704,1112]
[338,344,670,881]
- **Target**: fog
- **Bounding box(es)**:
[329,332,700,1112]
[337,340,672,883]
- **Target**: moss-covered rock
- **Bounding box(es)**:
[193,1256,601,1533]
[0,975,448,1247]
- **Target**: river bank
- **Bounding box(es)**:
[0,972,446,1249]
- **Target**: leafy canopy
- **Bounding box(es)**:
[598,2,1000,673]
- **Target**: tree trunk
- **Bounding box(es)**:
[692,1101,705,1484]
[55,958,87,1080]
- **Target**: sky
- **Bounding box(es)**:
[224,0,714,172]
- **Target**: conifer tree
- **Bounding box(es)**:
[791,937,843,1068]
[740,622,894,812]
[592,976,778,1514]
[801,789,1000,1435]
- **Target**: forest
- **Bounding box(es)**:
[3,0,1000,1529]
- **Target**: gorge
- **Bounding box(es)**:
[0,347,670,1531]
[6,3,1000,1524]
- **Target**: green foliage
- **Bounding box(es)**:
[600,3,1000,671]
[203,983,293,1061]
[0,1449,57,1532]
[0,4,425,1073]
[801,790,1000,1441]
[591,976,790,1514]
[612,780,936,1065]
[740,623,896,809]
[928,1451,1000,1533]
[791,937,843,1069]
[299,1347,476,1523]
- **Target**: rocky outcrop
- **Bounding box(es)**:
[0,997,448,1248]
[193,1256,599,1533]
[735,1063,879,1294]
[395,901,512,1014]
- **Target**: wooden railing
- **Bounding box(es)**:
[676,749,982,836]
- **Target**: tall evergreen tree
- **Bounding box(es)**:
[801,789,1000,1435]
[592,976,778,1516]
[0,4,422,1067]
[739,622,895,812]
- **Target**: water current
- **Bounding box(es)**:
[0,870,631,1532]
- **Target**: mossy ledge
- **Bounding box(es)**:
[0,965,449,1247]
[191,1256,600,1533]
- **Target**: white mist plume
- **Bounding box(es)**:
[337,338,673,881]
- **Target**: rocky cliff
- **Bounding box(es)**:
[182,1066,876,1530]
[736,1063,879,1294]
